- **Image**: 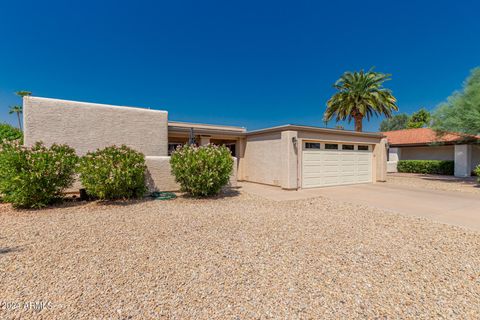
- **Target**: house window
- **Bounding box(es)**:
[168,143,184,155]
[325,143,338,150]
[305,142,320,149]
[342,144,354,150]
[358,145,369,151]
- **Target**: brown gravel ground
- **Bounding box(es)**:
[1,191,480,319]
[387,173,480,194]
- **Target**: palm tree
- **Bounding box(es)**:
[324,70,398,132]
[15,90,32,98]
[9,105,23,130]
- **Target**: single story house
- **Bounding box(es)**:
[384,128,480,177]
[23,96,387,191]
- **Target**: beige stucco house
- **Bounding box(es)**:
[384,128,480,177]
[23,96,387,191]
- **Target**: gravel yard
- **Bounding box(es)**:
[387,173,480,194]
[1,191,480,319]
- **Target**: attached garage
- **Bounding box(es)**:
[302,142,372,188]
[239,125,386,190]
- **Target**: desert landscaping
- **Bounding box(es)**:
[2,190,480,319]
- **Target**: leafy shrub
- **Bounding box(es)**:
[397,160,454,175]
[474,165,480,183]
[78,145,147,200]
[0,123,23,144]
[0,141,78,208]
[170,144,234,197]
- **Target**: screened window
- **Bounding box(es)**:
[325,143,338,150]
[342,144,354,150]
[358,145,369,151]
[305,142,320,149]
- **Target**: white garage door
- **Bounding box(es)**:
[302,142,372,188]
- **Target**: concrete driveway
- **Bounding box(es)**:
[240,182,480,231]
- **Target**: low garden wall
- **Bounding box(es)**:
[145,156,238,192]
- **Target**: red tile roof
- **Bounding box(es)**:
[383,128,480,146]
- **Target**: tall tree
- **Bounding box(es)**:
[432,68,480,135]
[11,90,31,131]
[9,105,23,130]
[407,108,431,129]
[324,69,398,132]
[15,90,32,98]
[379,113,409,131]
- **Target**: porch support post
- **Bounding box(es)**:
[199,136,211,146]
[454,144,472,177]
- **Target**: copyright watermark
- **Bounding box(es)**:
[1,300,52,312]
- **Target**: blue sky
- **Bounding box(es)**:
[0,0,479,132]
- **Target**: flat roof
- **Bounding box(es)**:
[246,124,385,138]
[27,96,168,114]
[168,121,246,132]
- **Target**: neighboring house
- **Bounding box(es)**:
[23,96,388,191]
[384,128,480,177]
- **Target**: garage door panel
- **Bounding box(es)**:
[302,144,372,188]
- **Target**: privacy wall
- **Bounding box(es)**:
[23,97,168,156]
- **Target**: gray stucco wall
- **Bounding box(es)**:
[399,145,454,161]
[24,97,168,156]
[472,145,480,170]
[241,132,283,186]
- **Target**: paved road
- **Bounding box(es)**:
[240,182,480,231]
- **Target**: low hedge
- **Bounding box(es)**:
[170,144,233,197]
[0,141,78,208]
[78,145,147,200]
[474,165,480,183]
[0,123,23,144]
[397,160,454,175]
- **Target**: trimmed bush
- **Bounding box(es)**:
[397,160,454,175]
[0,123,23,144]
[474,165,480,183]
[0,141,78,208]
[78,145,147,200]
[170,144,233,197]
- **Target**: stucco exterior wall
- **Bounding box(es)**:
[374,138,388,182]
[399,145,454,161]
[297,130,381,145]
[240,132,282,186]
[24,97,168,156]
[145,156,238,192]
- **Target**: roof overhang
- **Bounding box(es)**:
[168,121,246,137]
[246,124,385,138]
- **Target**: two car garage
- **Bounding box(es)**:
[241,125,386,190]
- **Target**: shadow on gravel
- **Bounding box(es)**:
[0,246,23,256]
[177,187,241,200]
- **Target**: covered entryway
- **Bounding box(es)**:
[302,141,372,188]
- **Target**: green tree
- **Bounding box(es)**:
[9,105,23,131]
[407,108,431,129]
[324,69,398,132]
[9,90,32,131]
[379,113,409,131]
[432,68,480,135]
[15,90,32,98]
[0,123,23,143]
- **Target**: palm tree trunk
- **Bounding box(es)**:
[17,112,22,131]
[354,115,363,132]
